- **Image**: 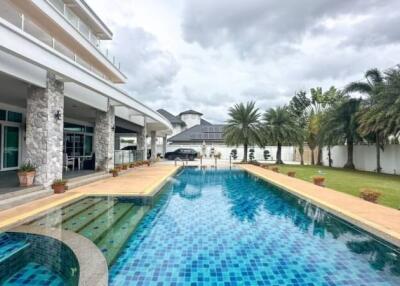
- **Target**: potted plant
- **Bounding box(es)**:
[313,176,325,187]
[146,160,151,166]
[129,163,135,168]
[115,165,122,172]
[271,167,279,173]
[360,188,381,203]
[18,162,36,187]
[122,164,128,170]
[110,168,119,177]
[287,171,296,177]
[52,179,67,194]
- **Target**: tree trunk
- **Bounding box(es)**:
[344,140,355,169]
[317,147,323,165]
[310,148,315,165]
[376,133,381,173]
[243,144,248,162]
[299,145,304,165]
[276,142,283,164]
[328,145,332,167]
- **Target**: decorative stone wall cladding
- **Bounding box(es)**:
[94,100,115,170]
[25,73,64,188]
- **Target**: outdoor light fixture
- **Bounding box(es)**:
[111,125,115,131]
[54,110,62,121]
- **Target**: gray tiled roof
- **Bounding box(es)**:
[168,124,226,143]
[157,109,185,125]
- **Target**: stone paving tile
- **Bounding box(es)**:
[240,164,400,247]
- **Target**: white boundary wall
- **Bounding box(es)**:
[159,144,295,162]
[322,145,400,175]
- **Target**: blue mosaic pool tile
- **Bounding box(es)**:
[109,168,400,286]
[2,262,65,286]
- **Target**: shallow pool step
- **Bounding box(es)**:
[61,200,116,233]
[78,203,133,242]
[0,233,30,264]
[96,205,149,266]
[30,197,104,227]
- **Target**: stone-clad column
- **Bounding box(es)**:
[94,100,115,170]
[25,73,64,188]
[150,130,156,160]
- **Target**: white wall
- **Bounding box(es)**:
[179,114,201,129]
[322,145,400,175]
[161,144,295,162]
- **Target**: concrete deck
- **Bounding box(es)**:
[240,164,400,247]
[0,164,180,231]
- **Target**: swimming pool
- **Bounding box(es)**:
[110,167,400,285]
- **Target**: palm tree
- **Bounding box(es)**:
[345,68,385,173]
[223,102,263,162]
[321,98,361,169]
[263,106,300,164]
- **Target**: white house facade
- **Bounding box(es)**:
[0,0,172,188]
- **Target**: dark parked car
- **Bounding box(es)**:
[121,145,137,151]
[165,148,198,160]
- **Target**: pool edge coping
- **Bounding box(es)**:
[239,164,400,248]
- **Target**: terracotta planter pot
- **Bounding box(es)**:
[287,171,296,177]
[313,176,325,187]
[18,171,36,187]
[262,165,269,169]
[129,164,135,168]
[112,172,118,177]
[271,167,279,173]
[52,184,66,194]
[122,165,128,170]
[115,166,122,172]
[359,188,381,203]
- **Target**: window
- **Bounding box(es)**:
[0,110,5,121]
[84,135,93,156]
[7,111,22,123]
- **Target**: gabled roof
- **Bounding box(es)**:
[179,109,203,116]
[168,124,226,143]
[157,109,185,125]
[201,118,212,126]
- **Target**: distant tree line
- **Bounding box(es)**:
[223,66,400,172]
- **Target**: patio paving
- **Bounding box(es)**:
[240,164,400,247]
[0,164,180,231]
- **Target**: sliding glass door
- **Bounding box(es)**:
[2,125,19,169]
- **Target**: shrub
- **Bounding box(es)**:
[19,162,36,172]
[52,179,67,186]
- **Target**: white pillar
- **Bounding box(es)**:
[162,136,167,157]
[142,116,147,160]
[150,130,156,160]
[25,73,64,188]
[94,99,115,170]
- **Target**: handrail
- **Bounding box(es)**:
[174,157,185,166]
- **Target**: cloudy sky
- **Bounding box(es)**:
[87,0,400,123]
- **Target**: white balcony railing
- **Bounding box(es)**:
[0,0,120,81]
[47,0,121,71]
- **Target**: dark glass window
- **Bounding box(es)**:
[85,126,94,134]
[7,111,22,123]
[84,135,93,155]
[64,123,85,132]
[0,109,5,121]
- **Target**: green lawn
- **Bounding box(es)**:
[269,164,400,210]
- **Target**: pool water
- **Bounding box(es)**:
[27,197,149,266]
[110,168,400,286]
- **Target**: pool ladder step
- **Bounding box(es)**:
[96,205,150,266]
[78,203,135,242]
[0,233,31,283]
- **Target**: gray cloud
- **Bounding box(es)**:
[110,26,179,101]
[182,0,398,58]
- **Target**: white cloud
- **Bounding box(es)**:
[87,0,400,123]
